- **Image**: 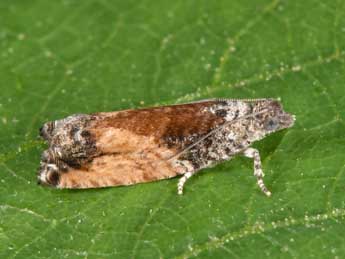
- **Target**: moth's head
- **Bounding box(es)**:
[253,99,295,134]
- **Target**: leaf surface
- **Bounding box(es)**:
[1,0,345,258]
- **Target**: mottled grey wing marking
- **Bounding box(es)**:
[179,98,275,105]
[166,109,269,162]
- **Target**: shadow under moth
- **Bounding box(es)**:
[38,98,295,196]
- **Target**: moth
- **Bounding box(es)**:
[38,98,295,196]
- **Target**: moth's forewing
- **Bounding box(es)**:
[38,99,295,189]
[39,100,226,188]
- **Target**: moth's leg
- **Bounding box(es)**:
[243,147,271,197]
[177,172,194,195]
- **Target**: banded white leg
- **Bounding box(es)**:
[177,172,194,195]
[243,147,271,197]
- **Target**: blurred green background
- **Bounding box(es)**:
[1,0,345,258]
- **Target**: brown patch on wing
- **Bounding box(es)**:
[89,101,225,152]
[89,127,176,156]
[54,127,190,189]
[58,151,184,189]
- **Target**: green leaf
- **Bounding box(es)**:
[1,0,345,258]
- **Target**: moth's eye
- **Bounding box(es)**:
[265,118,279,131]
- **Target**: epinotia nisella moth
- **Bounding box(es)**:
[38,98,295,196]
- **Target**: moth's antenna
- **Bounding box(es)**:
[166,109,268,162]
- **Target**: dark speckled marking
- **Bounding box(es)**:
[47,171,60,186]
